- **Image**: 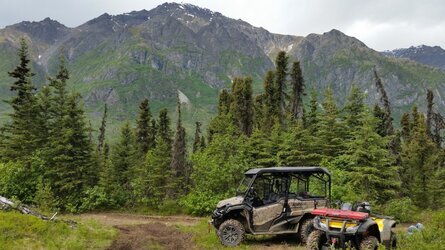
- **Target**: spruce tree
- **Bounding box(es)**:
[134,137,172,205]
[97,103,107,153]
[112,122,137,193]
[344,85,365,131]
[274,51,288,122]
[343,111,400,203]
[193,121,203,153]
[218,89,232,115]
[262,70,278,131]
[426,89,434,138]
[317,88,346,158]
[230,77,253,136]
[136,98,156,154]
[280,122,322,166]
[35,86,52,149]
[157,108,172,146]
[400,112,411,142]
[401,114,442,208]
[170,97,187,196]
[289,61,305,121]
[305,91,319,131]
[1,38,39,161]
[374,69,394,136]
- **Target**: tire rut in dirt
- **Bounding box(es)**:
[107,222,195,250]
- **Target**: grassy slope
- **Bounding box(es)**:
[0,211,116,250]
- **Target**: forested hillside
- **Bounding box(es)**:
[1,40,444,217]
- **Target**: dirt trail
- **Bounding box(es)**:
[80,213,200,250]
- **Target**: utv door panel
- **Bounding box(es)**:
[252,199,285,226]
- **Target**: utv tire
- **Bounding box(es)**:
[217,219,245,247]
[360,235,379,250]
[299,218,314,243]
[306,230,327,250]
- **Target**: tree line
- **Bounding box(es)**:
[0,39,444,214]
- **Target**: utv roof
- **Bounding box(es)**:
[245,166,330,176]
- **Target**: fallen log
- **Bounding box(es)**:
[0,195,77,227]
[1,195,50,220]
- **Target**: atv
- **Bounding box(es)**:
[307,202,397,250]
[210,167,332,246]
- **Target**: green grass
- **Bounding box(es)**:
[179,219,306,250]
[0,211,117,250]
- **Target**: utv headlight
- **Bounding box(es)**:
[319,221,328,230]
[346,225,359,232]
[314,217,328,230]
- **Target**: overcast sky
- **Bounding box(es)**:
[1,0,444,51]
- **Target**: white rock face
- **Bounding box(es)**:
[177,89,190,104]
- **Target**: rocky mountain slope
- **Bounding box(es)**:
[383,45,445,71]
[0,2,444,135]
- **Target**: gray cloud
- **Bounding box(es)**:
[1,0,444,50]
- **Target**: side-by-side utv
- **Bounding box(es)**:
[210,167,332,246]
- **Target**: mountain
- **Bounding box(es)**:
[1,2,445,137]
[383,45,445,71]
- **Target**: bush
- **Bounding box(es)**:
[180,191,225,216]
[397,210,445,250]
[380,197,419,223]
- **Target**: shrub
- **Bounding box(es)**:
[180,191,225,216]
[379,197,419,223]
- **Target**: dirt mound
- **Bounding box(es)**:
[107,222,195,250]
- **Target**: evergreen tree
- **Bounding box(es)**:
[193,121,203,153]
[157,108,172,146]
[426,89,434,138]
[246,129,276,168]
[374,69,394,136]
[230,77,253,136]
[305,91,319,131]
[1,38,39,161]
[341,111,400,203]
[401,114,443,208]
[35,86,52,149]
[134,138,174,205]
[136,98,156,154]
[262,70,278,131]
[112,122,137,192]
[400,112,411,142]
[289,61,305,121]
[274,51,288,122]
[373,104,386,136]
[280,122,322,166]
[97,104,107,153]
[45,93,95,208]
[317,88,346,158]
[344,85,365,131]
[218,89,232,115]
[170,97,187,196]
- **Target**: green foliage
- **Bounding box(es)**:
[289,61,305,121]
[112,122,137,193]
[136,98,156,154]
[0,211,116,249]
[379,197,419,223]
[397,210,445,250]
[34,179,57,213]
[0,157,46,204]
[180,191,225,216]
[230,77,254,136]
[133,138,171,206]
[1,39,39,162]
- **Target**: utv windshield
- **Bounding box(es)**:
[236,175,253,195]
